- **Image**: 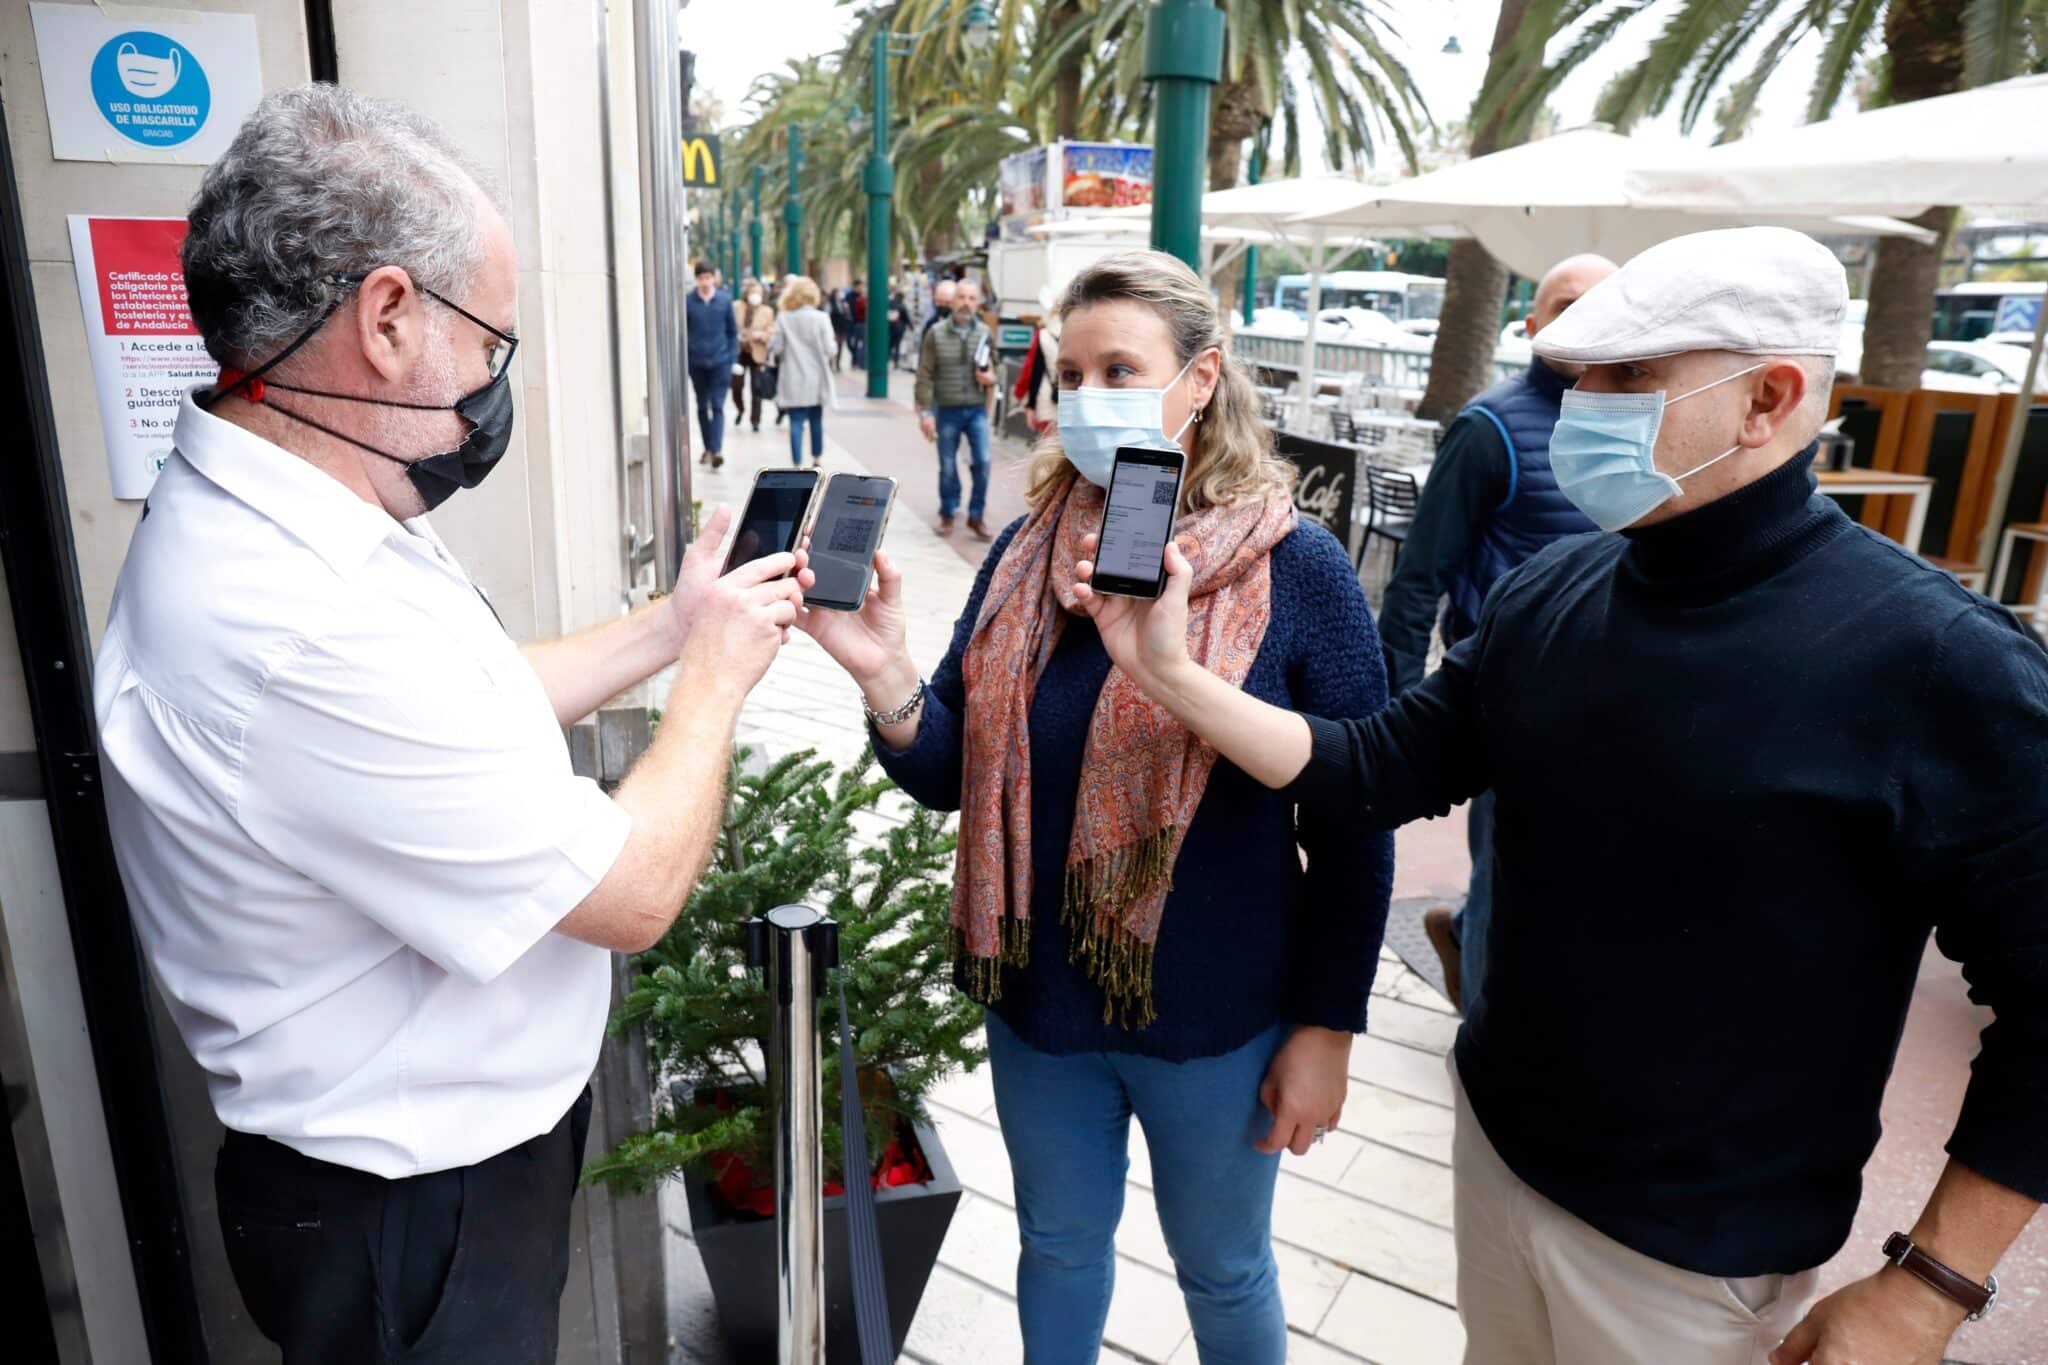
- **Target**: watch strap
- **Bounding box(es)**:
[1883,1232,1997,1320]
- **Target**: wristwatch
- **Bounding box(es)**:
[1882,1232,1998,1320]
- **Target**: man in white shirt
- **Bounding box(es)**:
[95,84,803,1363]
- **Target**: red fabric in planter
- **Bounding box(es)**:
[707,1133,934,1217]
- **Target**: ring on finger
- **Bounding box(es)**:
[1311,1124,1329,1145]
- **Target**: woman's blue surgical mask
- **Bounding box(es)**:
[1549,362,1768,532]
[1056,349,1207,488]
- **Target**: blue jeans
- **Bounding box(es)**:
[984,1012,1288,1365]
[1450,787,1494,1016]
[934,404,990,520]
[688,361,729,456]
[786,405,823,465]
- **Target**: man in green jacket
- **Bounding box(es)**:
[916,278,997,540]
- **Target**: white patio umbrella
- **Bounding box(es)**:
[1121,176,1407,425]
[1625,74,2048,566]
[1027,216,1299,281]
[1291,126,1936,279]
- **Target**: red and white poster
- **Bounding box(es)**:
[67,215,216,499]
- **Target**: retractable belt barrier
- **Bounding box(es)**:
[745,905,894,1365]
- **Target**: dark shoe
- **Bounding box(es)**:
[711,453,725,470]
[752,423,761,432]
[1422,907,1463,1013]
[966,517,994,542]
[936,515,955,535]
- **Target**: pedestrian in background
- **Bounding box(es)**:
[888,283,911,371]
[920,276,956,350]
[686,260,736,469]
[827,283,851,371]
[847,278,869,369]
[1375,253,1614,1013]
[801,249,1392,1365]
[1069,228,2048,1365]
[769,275,836,469]
[732,279,776,434]
[916,278,998,540]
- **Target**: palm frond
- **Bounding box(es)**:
[1807,0,1883,120]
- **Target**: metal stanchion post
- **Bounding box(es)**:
[746,905,839,1365]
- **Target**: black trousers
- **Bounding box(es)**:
[215,1089,592,1364]
[732,357,763,427]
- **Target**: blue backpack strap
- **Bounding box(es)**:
[1462,403,1518,513]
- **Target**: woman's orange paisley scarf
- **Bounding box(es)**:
[956,471,1296,1027]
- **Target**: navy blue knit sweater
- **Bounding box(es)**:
[874,516,1394,1060]
[1292,448,2048,1277]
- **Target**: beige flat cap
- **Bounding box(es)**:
[1532,225,1849,364]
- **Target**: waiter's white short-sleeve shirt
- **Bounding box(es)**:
[95,390,630,1177]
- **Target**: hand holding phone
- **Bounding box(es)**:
[723,468,821,576]
[803,474,897,611]
[1090,446,1188,599]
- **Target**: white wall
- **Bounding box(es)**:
[333,0,633,639]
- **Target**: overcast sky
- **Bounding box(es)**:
[681,0,1837,166]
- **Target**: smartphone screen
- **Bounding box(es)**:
[1093,448,1186,598]
[723,469,819,574]
[804,474,896,610]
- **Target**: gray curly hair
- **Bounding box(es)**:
[182,83,499,366]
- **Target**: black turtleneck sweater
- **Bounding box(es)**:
[1291,447,2048,1277]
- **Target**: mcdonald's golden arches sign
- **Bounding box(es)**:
[681,132,721,186]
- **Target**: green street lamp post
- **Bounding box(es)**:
[861,2,995,400]
[1241,141,1262,324]
[749,165,765,282]
[862,25,896,398]
[729,210,742,286]
[783,125,803,277]
[1143,0,1224,269]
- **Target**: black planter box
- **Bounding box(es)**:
[683,1118,962,1361]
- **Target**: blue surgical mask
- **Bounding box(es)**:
[1550,362,1767,532]
[1056,350,1207,488]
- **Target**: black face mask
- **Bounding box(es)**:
[205,271,519,512]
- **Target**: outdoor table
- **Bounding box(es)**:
[1990,522,2048,626]
[1816,468,1933,552]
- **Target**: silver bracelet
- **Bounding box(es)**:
[863,679,925,728]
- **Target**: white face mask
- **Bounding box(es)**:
[1055,350,1206,488]
[1551,362,1767,532]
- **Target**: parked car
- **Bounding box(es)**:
[1921,340,2048,395]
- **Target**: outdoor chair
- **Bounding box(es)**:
[1362,467,1421,571]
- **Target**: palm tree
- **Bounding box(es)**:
[1491,0,2048,390]
[1413,0,1560,422]
[1062,0,1428,188]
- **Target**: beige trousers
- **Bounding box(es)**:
[1450,1060,1819,1365]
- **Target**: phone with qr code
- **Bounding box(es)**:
[802,473,899,611]
[1092,447,1187,600]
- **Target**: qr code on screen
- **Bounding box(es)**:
[828,517,879,553]
[1150,480,1177,506]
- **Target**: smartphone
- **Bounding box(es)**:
[803,474,898,611]
[1092,447,1187,599]
[722,468,820,575]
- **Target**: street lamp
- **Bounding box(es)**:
[859,5,997,400]
[963,1,995,52]
[750,165,765,282]
[1144,0,1225,269]
[783,124,803,277]
[1241,140,1262,325]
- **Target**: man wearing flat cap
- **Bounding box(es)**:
[1068,226,2048,1364]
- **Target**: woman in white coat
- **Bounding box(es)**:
[768,275,838,468]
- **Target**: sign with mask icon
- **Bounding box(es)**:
[29,4,261,164]
[67,215,217,499]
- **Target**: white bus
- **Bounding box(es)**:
[1271,270,1446,324]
